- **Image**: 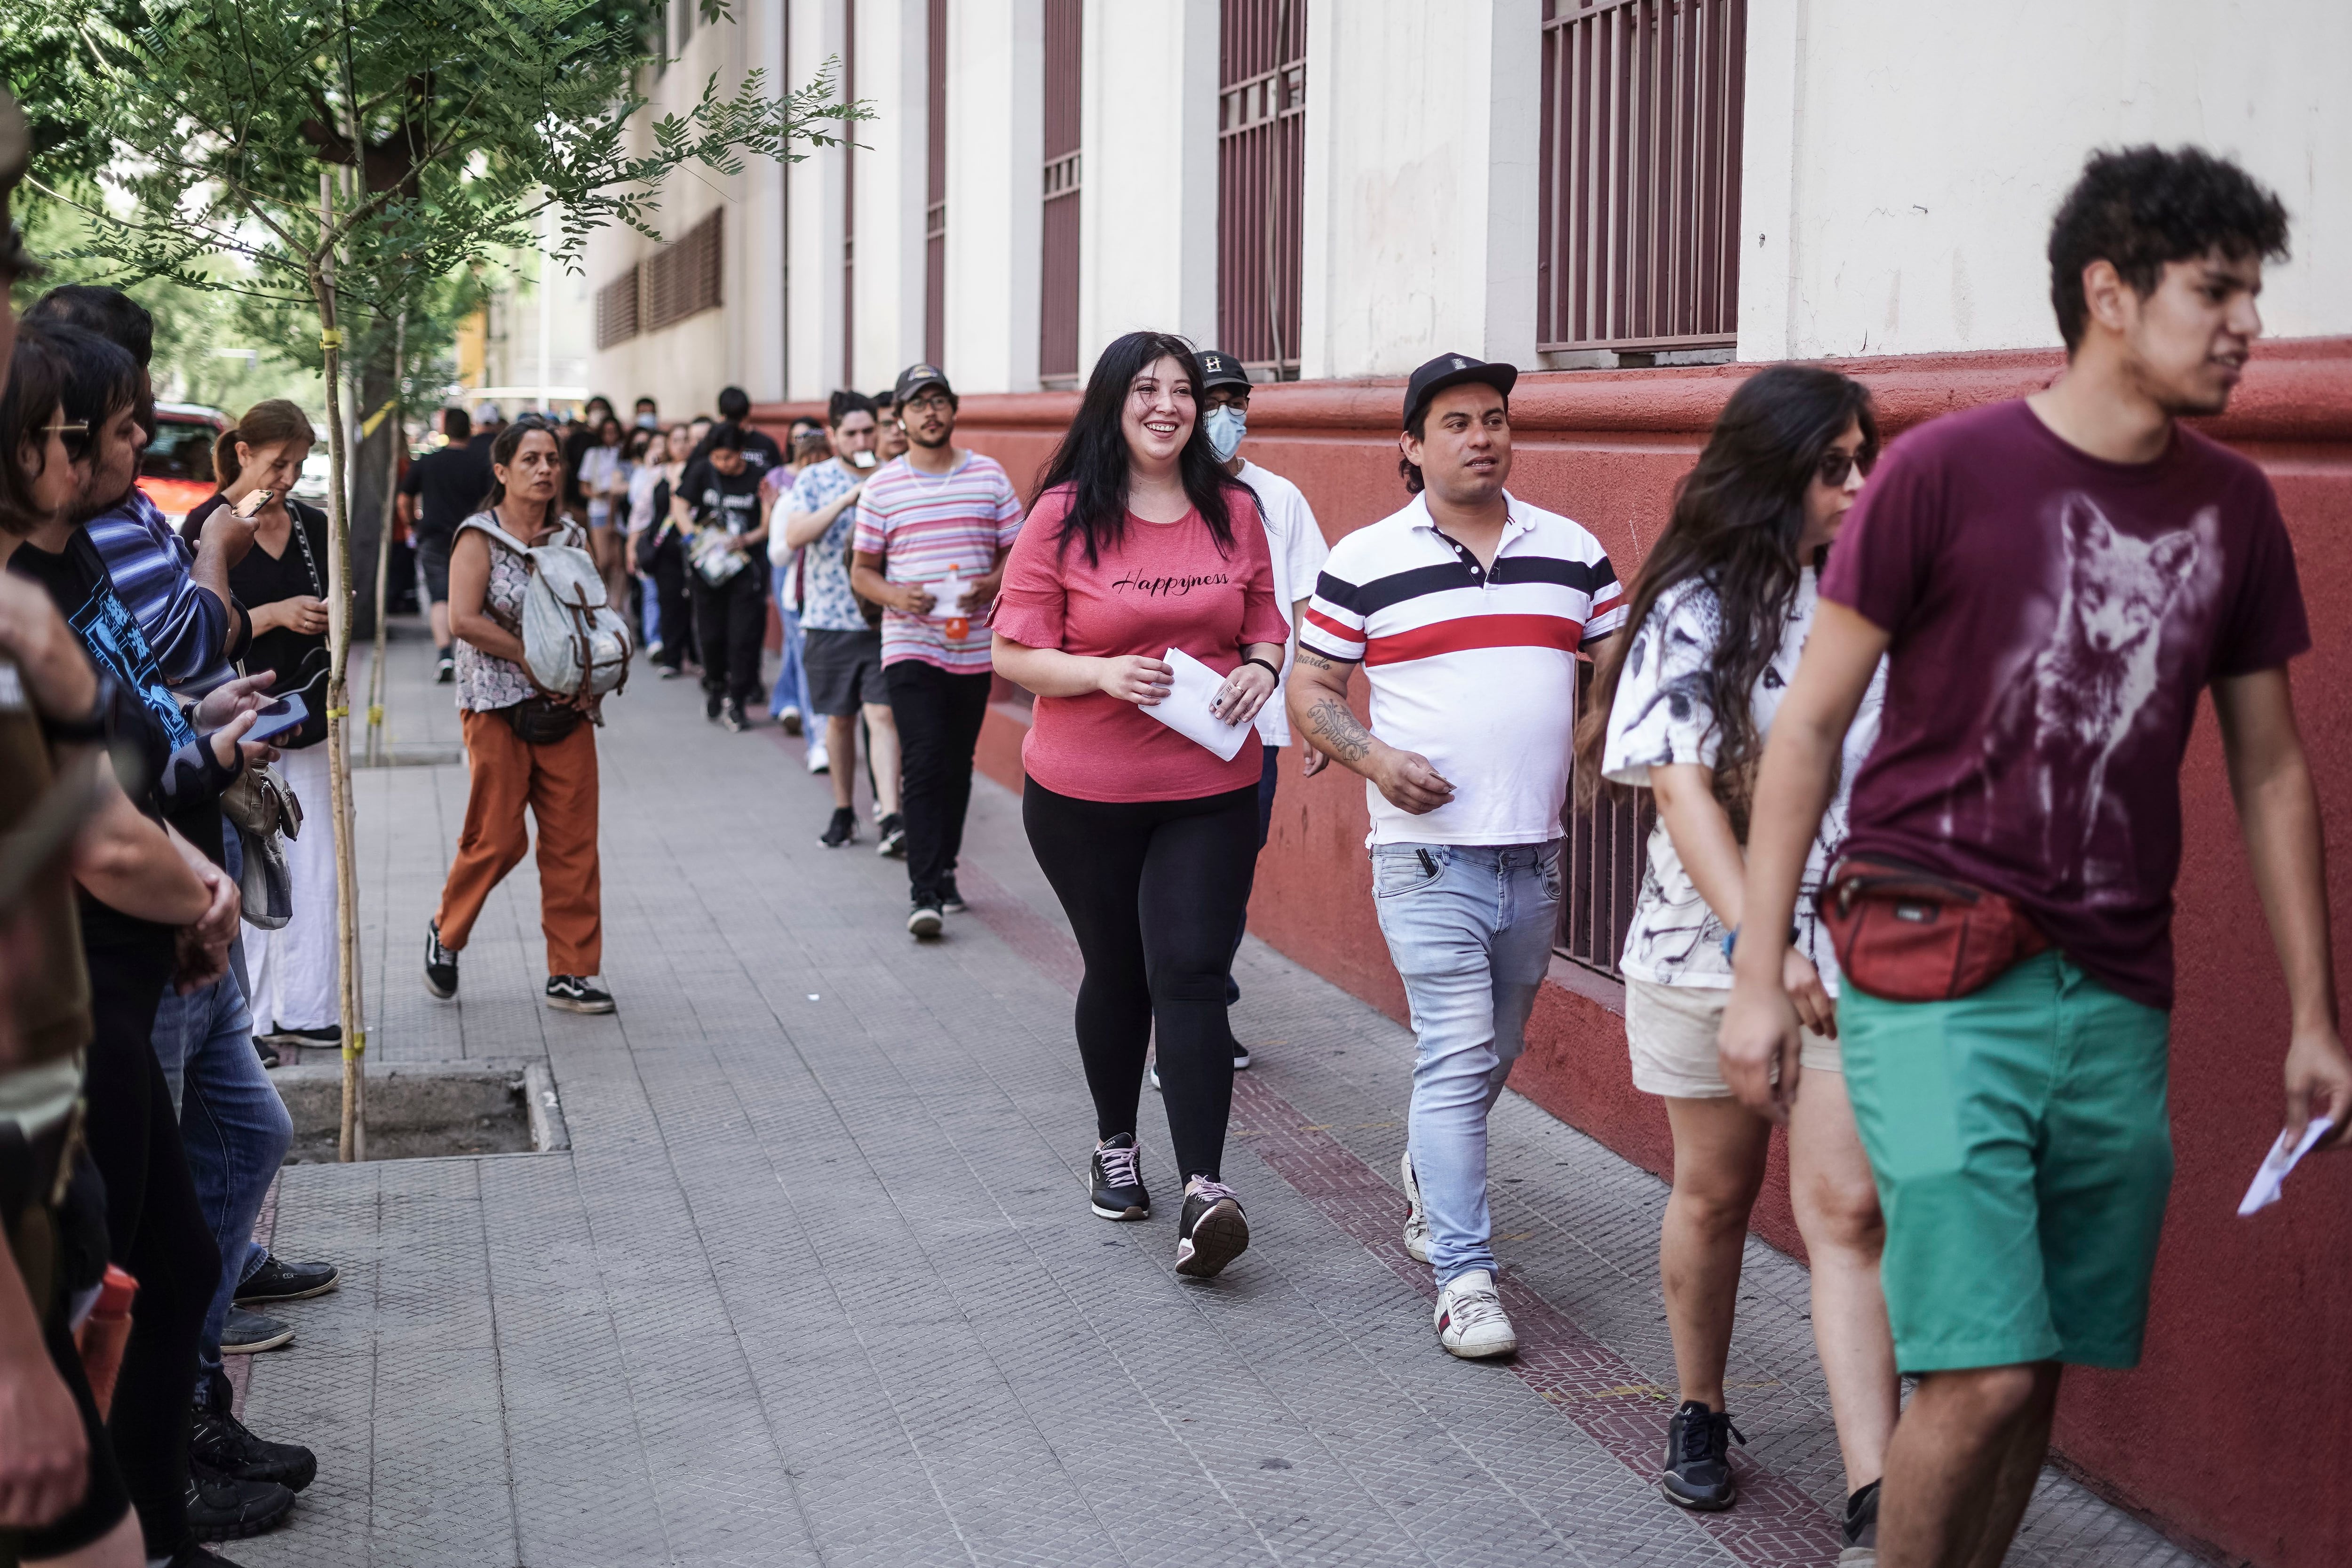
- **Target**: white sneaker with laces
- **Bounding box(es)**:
[806,741,831,774]
[1434,1268,1516,1359]
[1400,1150,1432,1264]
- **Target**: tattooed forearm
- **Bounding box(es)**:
[1305,699,1374,765]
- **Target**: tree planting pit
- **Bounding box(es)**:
[269,1060,568,1164]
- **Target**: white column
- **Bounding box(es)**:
[1298,0,1540,381]
[848,0,929,390]
[1733,0,1804,362]
[737,0,790,400]
[787,0,849,399]
[943,0,1043,394]
[1077,0,1218,377]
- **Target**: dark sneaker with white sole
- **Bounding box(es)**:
[906,900,944,939]
[221,1306,293,1355]
[876,812,907,857]
[252,1037,279,1069]
[185,1466,296,1541]
[937,876,968,914]
[1175,1179,1249,1277]
[423,920,458,999]
[819,807,858,848]
[1660,1400,1744,1511]
[721,698,750,732]
[257,1024,340,1048]
[191,1404,316,1492]
[235,1255,338,1305]
[1089,1133,1150,1220]
[545,975,615,1014]
[1840,1477,1880,1564]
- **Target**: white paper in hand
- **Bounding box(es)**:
[1141,646,1252,762]
[2238,1116,2333,1216]
[921,570,974,621]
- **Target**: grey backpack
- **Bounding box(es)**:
[461,517,634,700]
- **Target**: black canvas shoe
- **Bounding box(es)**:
[1175,1179,1249,1278]
[876,812,906,857]
[221,1306,294,1355]
[165,1544,252,1567]
[235,1255,339,1305]
[423,920,458,999]
[258,1024,341,1048]
[1840,1478,1881,1563]
[191,1405,316,1492]
[906,899,944,939]
[819,807,858,848]
[545,975,615,1014]
[705,690,724,721]
[721,698,749,732]
[937,876,968,914]
[1660,1400,1744,1511]
[1089,1133,1150,1220]
[434,652,454,685]
[186,1466,296,1541]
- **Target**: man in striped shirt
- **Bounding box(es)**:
[1287,353,1625,1362]
[851,363,1024,937]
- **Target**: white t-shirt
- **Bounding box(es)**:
[1600,568,1884,991]
[626,462,664,533]
[1237,460,1329,747]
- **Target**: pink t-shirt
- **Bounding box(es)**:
[992,484,1290,802]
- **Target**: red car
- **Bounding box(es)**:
[136,402,228,527]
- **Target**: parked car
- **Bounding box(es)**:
[136,402,228,527]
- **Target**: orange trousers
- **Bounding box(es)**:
[435,707,604,976]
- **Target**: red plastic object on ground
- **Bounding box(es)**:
[75,1264,139,1418]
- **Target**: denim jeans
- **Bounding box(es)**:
[150,972,294,1388]
[771,569,816,719]
[1372,840,1562,1285]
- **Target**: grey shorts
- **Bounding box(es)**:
[413,532,453,604]
[802,627,886,716]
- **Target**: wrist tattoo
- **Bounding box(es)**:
[1305,698,1374,764]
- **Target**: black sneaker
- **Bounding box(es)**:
[186,1465,296,1541]
[779,707,803,737]
[937,876,968,914]
[1660,1400,1744,1511]
[235,1254,339,1305]
[423,920,458,999]
[252,1037,280,1069]
[257,1024,341,1048]
[545,975,615,1014]
[1089,1133,1150,1220]
[165,1544,253,1567]
[819,807,857,848]
[721,698,749,732]
[434,652,454,685]
[876,812,906,857]
[221,1306,293,1355]
[191,1405,316,1492]
[657,663,683,680]
[906,899,944,939]
[1840,1478,1880,1563]
[1175,1179,1249,1278]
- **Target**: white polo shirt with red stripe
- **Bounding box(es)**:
[1300,490,1626,846]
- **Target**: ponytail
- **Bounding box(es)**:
[215,398,314,489]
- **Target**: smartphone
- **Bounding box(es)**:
[243,694,309,745]
[236,488,277,518]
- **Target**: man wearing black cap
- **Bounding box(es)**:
[849,364,1024,936]
[1287,352,1626,1362]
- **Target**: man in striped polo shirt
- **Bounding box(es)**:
[851,363,1025,937]
[1287,353,1625,1361]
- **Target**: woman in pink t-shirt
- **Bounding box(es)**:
[993,331,1289,1280]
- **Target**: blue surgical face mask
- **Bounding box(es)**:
[1203,404,1247,464]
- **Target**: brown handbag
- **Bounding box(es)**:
[1816,856,2050,1003]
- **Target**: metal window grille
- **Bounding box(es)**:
[595,265,641,349]
[1039,0,1082,384]
[1537,0,1746,355]
[1557,664,1658,981]
[1216,0,1304,378]
[643,210,723,332]
[925,0,947,368]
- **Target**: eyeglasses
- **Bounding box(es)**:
[900,393,953,415]
[1816,447,1875,487]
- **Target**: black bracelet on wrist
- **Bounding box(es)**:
[39,675,115,745]
[1238,655,1281,681]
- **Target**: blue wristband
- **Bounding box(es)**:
[1721,924,1798,963]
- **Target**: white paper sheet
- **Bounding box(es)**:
[921,574,974,621]
[2238,1115,2333,1216]
[1141,646,1253,762]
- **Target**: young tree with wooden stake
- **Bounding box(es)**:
[22,0,859,1158]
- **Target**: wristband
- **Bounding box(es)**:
[1238,655,1280,682]
[1721,923,1800,963]
[39,675,115,745]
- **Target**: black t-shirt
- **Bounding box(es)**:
[687,426,783,477]
[398,436,495,542]
[680,460,764,537]
[183,497,332,748]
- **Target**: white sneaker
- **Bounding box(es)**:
[1434,1269,1516,1359]
[1400,1150,1431,1264]
[806,741,831,774]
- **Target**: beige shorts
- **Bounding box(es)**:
[1624,977,1842,1099]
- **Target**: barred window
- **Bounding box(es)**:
[644,210,723,333]
[595,265,641,350]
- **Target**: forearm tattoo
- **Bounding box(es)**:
[1305,697,1374,764]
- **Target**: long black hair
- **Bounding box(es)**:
[1574,364,1879,828]
[480,417,564,531]
[1032,330,1240,566]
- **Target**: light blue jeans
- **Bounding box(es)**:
[1372,840,1562,1286]
[771,567,816,719]
[151,970,294,1390]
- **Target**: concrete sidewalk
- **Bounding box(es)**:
[236,625,2195,1568]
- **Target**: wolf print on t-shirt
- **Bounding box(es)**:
[1969,493,2220,893]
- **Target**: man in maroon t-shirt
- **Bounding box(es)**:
[1722,147,2352,1566]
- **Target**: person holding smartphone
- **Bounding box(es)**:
[183,396,337,1057]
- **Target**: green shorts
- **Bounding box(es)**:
[1840,951,2172,1373]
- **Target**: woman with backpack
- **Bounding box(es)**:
[423,418,614,1015]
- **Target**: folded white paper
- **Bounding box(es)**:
[1141,646,1252,762]
[2238,1115,2333,1216]
[921,574,975,621]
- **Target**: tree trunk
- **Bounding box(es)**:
[316,178,366,1164]
[348,335,399,642]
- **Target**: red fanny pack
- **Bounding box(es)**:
[1816,856,2049,1003]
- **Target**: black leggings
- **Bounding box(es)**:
[691,565,767,704]
[1022,778,1259,1181]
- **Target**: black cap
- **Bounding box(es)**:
[0,86,39,282]
[1196,350,1251,393]
[1403,351,1517,429]
[894,362,954,404]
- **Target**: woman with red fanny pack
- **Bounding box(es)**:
[1576,366,1896,1554]
[992,331,1288,1282]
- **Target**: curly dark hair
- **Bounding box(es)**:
[2048,145,2290,351]
[1574,365,1878,831]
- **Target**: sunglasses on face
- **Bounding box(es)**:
[1816,447,1876,487]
